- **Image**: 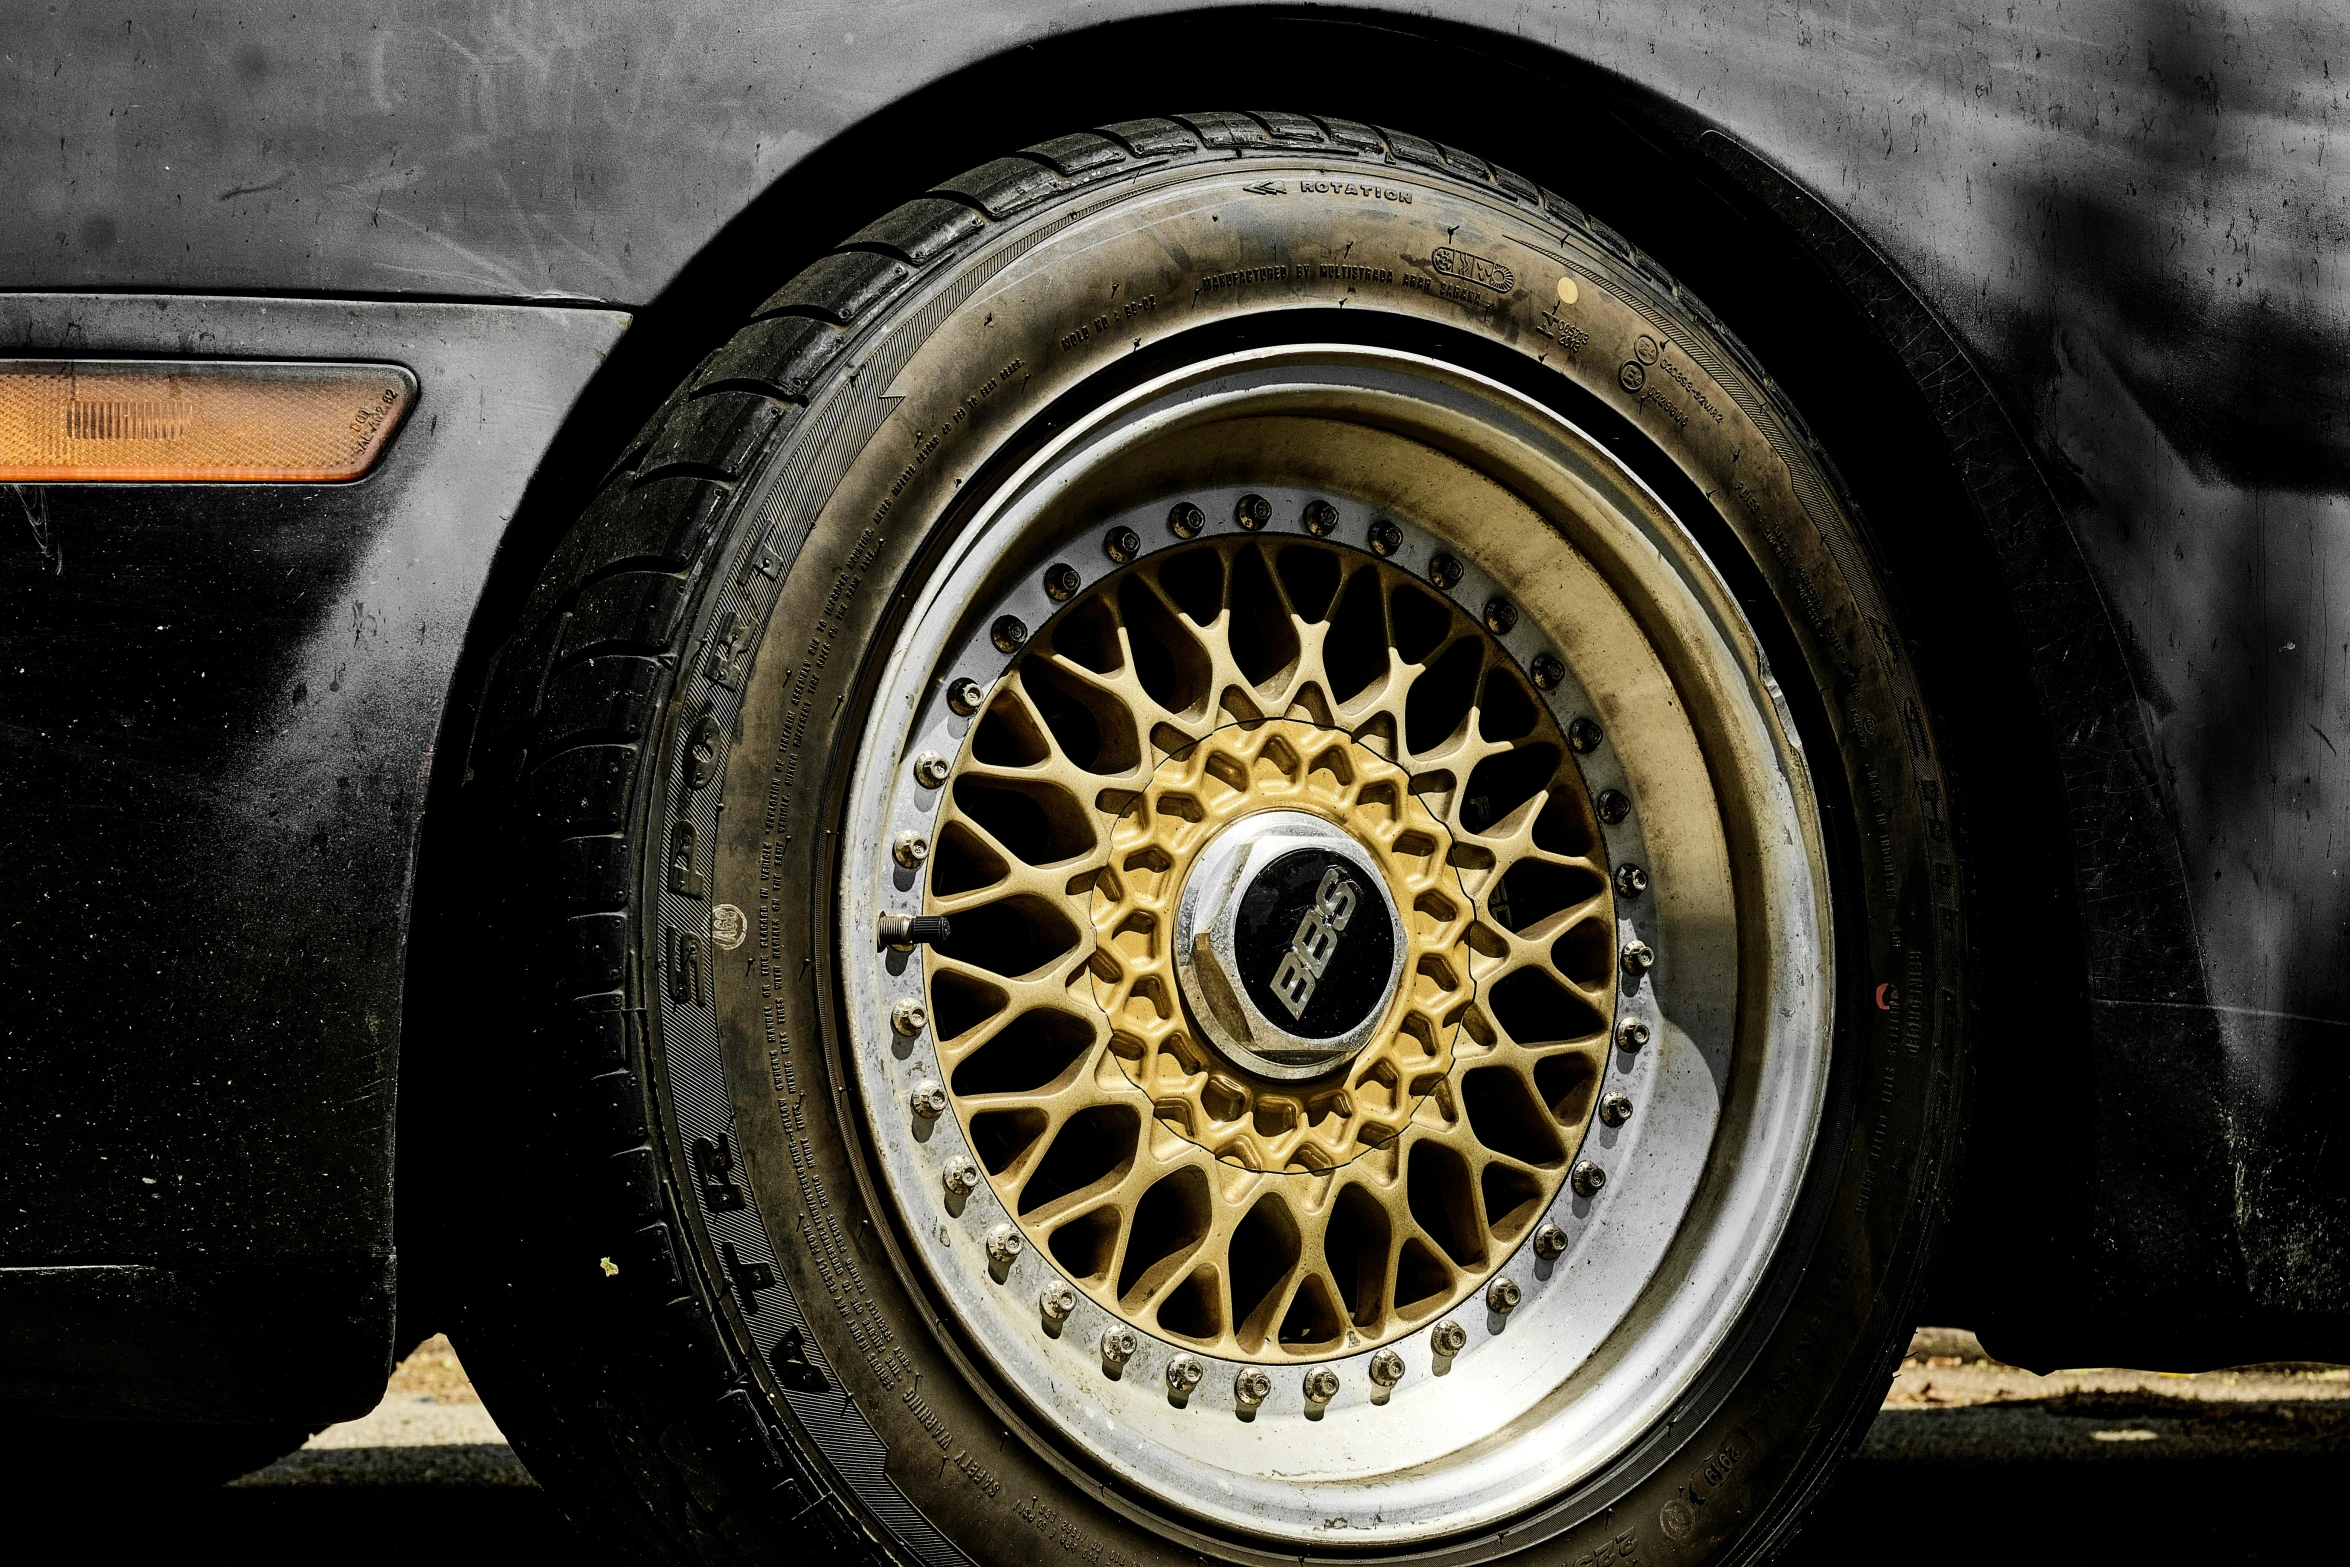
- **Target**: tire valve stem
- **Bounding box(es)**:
[1573,1160,1609,1199]
[876,913,951,951]
[984,1222,1023,1282]
[1430,1319,1468,1364]
[1367,1349,1406,1405]
[909,1079,947,1121]
[1038,1282,1078,1338]
[1233,1367,1272,1419]
[1101,1327,1138,1379]
[1486,1277,1523,1319]
[1166,1355,1205,1408]
[1302,1366,1341,1420]
[1533,1222,1569,1263]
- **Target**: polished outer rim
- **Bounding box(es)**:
[837,344,1829,1547]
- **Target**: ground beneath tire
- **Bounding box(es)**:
[34,1330,2350,1563]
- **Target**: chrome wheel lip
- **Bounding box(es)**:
[836,342,1829,1547]
[1170,807,1408,1079]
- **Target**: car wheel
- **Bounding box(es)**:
[459,111,1965,1567]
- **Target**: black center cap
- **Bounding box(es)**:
[1235,848,1396,1041]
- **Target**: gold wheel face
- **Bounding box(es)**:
[925,537,1614,1362]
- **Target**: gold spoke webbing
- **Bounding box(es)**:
[925,535,1614,1360]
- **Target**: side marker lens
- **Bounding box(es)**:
[0,359,416,482]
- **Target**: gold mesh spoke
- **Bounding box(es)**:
[926,535,1613,1359]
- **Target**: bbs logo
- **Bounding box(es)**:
[1268,869,1362,1019]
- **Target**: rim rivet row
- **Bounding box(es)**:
[1531,653,1565,691]
[1614,863,1648,897]
[1368,1349,1406,1390]
[985,1223,1024,1268]
[990,614,1028,652]
[1573,1160,1608,1198]
[1166,1356,1205,1405]
[1043,563,1081,601]
[1484,597,1518,635]
[942,1155,980,1198]
[947,677,984,716]
[913,751,950,788]
[1303,1367,1341,1408]
[1102,1327,1138,1375]
[1234,493,1272,531]
[889,997,927,1037]
[1568,716,1604,753]
[1533,1222,1568,1261]
[1486,1277,1523,1315]
[1621,939,1656,977]
[893,831,929,869]
[1596,788,1631,824]
[1430,1319,1469,1358]
[1168,501,1205,539]
[1428,552,1464,590]
[1039,1282,1078,1324]
[1617,1015,1653,1050]
[1303,498,1338,536]
[1367,519,1402,556]
[909,1080,947,1119]
[1600,1092,1634,1127]
[1105,526,1142,564]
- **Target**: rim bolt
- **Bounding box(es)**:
[909,1080,947,1119]
[1430,1319,1469,1358]
[1568,716,1604,753]
[1573,1160,1609,1198]
[1617,1015,1653,1050]
[1039,1282,1078,1324]
[1428,552,1464,590]
[985,1223,1024,1268]
[990,614,1028,653]
[890,998,927,1037]
[1234,1368,1273,1409]
[942,1155,980,1198]
[1104,525,1142,564]
[1166,1356,1205,1402]
[1368,1350,1406,1389]
[1533,1222,1569,1261]
[1621,939,1656,977]
[1483,597,1518,635]
[1596,788,1631,824]
[1302,498,1338,536]
[1531,653,1565,691]
[1101,1327,1138,1374]
[913,751,950,788]
[1234,493,1272,531]
[1486,1276,1523,1315]
[1168,501,1205,540]
[1043,563,1081,601]
[947,677,984,716]
[893,831,929,869]
[1600,1091,1634,1127]
[1614,862,1648,897]
[1367,519,1402,556]
[1303,1367,1341,1406]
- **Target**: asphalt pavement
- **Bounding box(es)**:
[27,1332,2350,1564]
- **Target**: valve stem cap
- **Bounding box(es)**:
[877,913,953,950]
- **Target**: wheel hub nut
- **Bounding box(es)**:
[1430,1319,1468,1358]
[1486,1277,1522,1315]
[1533,1222,1568,1261]
[1573,1160,1608,1198]
[890,998,927,1036]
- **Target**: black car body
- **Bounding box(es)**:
[3,0,2344,1431]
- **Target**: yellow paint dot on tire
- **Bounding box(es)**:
[1557,275,1580,306]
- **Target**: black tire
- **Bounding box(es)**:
[456,112,1965,1567]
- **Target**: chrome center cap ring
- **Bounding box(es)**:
[1172,811,1406,1082]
